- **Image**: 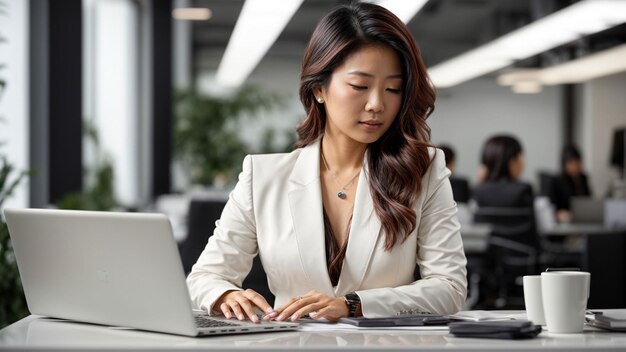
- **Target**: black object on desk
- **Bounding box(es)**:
[338,314,450,327]
[449,320,541,339]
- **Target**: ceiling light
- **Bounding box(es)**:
[366,0,429,23]
[511,81,543,94]
[428,0,626,88]
[216,0,304,88]
[172,8,212,21]
[498,43,626,89]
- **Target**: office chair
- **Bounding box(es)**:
[180,198,275,305]
[473,206,540,309]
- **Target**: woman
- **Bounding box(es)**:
[552,145,591,223]
[187,3,467,323]
[473,135,533,208]
[471,135,537,308]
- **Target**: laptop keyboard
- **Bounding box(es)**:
[194,315,241,328]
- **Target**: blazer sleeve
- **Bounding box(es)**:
[186,155,258,314]
[356,150,468,316]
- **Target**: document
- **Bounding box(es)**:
[448,310,527,322]
[298,319,449,332]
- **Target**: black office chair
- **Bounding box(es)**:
[473,206,540,309]
[180,198,275,305]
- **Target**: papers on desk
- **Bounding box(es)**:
[298,319,449,332]
[298,311,528,332]
[449,310,527,322]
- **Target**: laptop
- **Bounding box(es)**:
[3,208,298,337]
[570,197,604,224]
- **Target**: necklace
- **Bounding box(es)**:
[321,150,361,199]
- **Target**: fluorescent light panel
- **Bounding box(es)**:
[498,43,626,89]
[428,0,626,88]
[368,0,429,23]
[216,0,304,87]
[172,8,212,21]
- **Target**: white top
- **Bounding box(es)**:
[186,139,468,317]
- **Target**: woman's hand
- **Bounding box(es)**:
[214,289,277,323]
[274,290,349,322]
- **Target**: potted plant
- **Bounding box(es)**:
[0,155,29,328]
[173,85,284,187]
[57,120,118,211]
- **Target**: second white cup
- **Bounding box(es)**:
[541,271,591,333]
[523,275,545,325]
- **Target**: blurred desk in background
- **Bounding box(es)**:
[542,223,626,309]
[460,224,491,254]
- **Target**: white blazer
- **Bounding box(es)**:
[187,139,467,317]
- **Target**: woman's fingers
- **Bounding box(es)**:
[234,295,260,323]
[216,289,276,323]
[242,289,277,320]
[227,299,246,321]
[219,302,233,319]
[275,296,307,321]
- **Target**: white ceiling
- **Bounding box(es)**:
[188,0,626,79]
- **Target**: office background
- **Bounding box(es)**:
[1,0,625,211]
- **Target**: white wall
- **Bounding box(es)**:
[0,0,29,210]
[578,71,626,197]
[196,60,565,192]
[429,78,563,189]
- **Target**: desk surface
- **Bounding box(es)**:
[2,314,626,352]
[541,223,626,236]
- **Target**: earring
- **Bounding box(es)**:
[317,97,324,103]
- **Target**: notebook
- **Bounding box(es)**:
[3,208,298,337]
[587,310,626,331]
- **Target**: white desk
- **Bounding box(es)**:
[2,314,626,351]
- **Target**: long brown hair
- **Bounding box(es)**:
[297,3,436,250]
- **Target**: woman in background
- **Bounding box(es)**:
[186,3,467,323]
[552,145,592,223]
[473,135,533,208]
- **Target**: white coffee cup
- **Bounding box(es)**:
[523,275,545,325]
[541,271,590,333]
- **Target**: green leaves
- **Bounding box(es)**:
[174,86,284,186]
[0,156,29,328]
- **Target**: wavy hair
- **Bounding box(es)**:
[297,3,436,250]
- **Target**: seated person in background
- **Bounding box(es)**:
[473,135,533,208]
[440,144,471,203]
[472,135,538,309]
[552,145,592,223]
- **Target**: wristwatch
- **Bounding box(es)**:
[344,292,361,317]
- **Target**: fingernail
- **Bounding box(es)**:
[266,308,275,314]
[277,314,285,321]
[238,314,244,320]
[225,312,231,319]
[290,314,298,321]
[309,312,318,318]
[251,315,259,323]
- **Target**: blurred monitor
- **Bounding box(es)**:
[570,197,604,224]
[610,128,625,177]
[605,199,626,230]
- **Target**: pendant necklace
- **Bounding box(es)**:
[321,150,361,200]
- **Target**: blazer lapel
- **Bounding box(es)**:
[288,140,335,296]
[336,160,382,295]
